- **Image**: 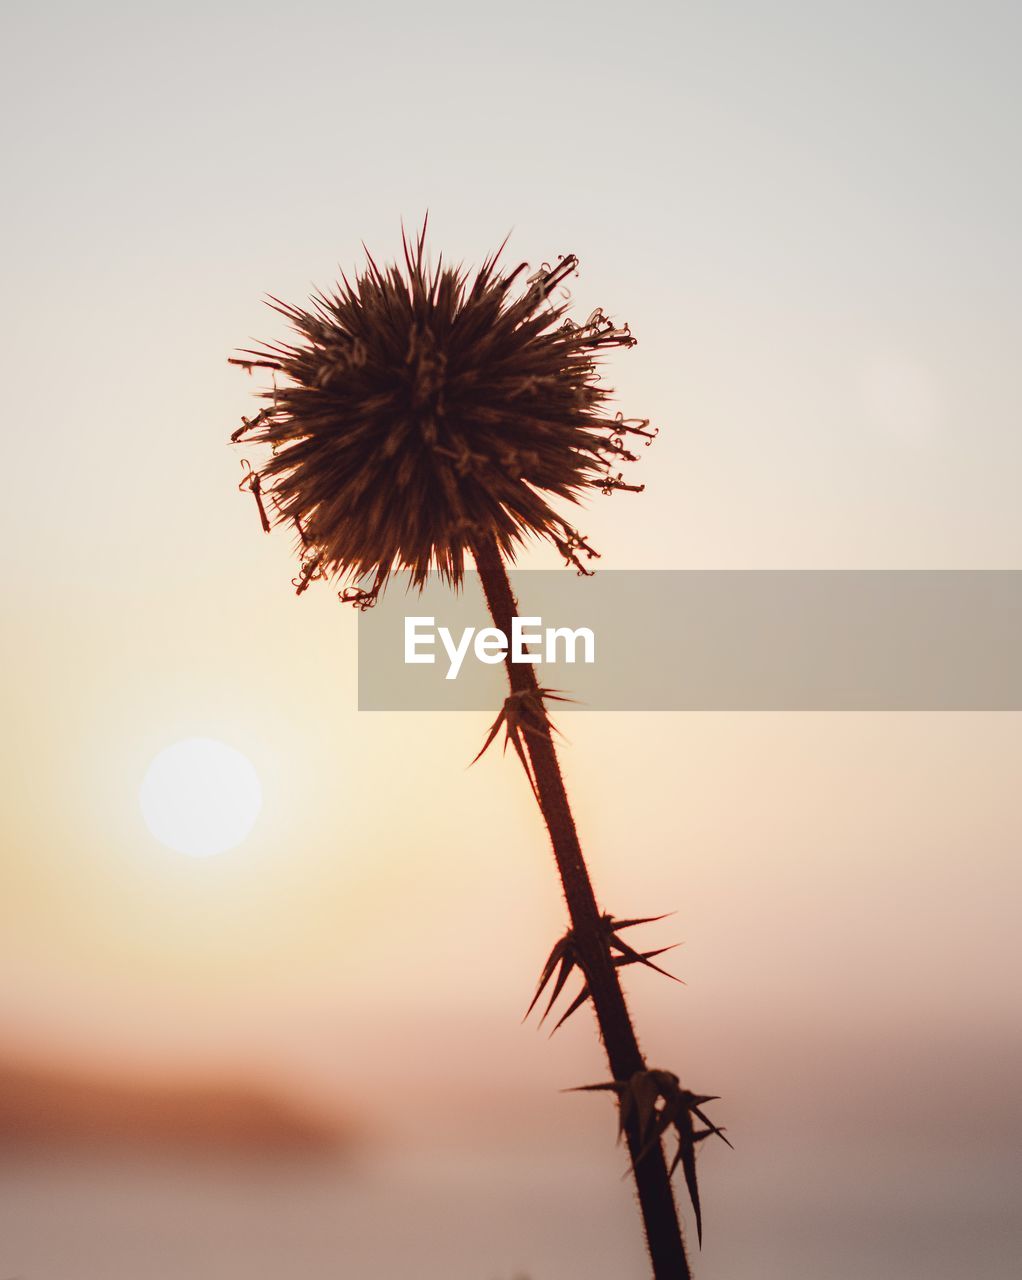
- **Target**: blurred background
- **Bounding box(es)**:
[1,2,1019,1277]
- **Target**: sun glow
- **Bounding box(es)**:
[139,738,262,857]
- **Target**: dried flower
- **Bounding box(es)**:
[226,226,708,1277]
[230,222,656,601]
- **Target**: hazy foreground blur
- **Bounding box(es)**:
[1,990,1019,1279]
[2,1,1021,1277]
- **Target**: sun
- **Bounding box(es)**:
[139,738,262,857]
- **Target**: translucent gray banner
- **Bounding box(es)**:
[357,571,1022,710]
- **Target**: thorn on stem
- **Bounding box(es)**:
[567,1069,729,1247]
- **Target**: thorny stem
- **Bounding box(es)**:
[472,533,691,1280]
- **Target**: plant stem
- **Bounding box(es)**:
[472,533,691,1280]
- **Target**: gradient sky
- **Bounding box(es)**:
[1,3,1020,1278]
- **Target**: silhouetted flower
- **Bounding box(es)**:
[230,223,656,604]
[226,226,704,1277]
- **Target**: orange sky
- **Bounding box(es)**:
[1,3,1020,1277]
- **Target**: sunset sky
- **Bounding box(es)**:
[1,3,1019,1278]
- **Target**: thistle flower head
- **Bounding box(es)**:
[230,223,655,603]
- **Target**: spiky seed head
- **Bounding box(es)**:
[230,224,655,604]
